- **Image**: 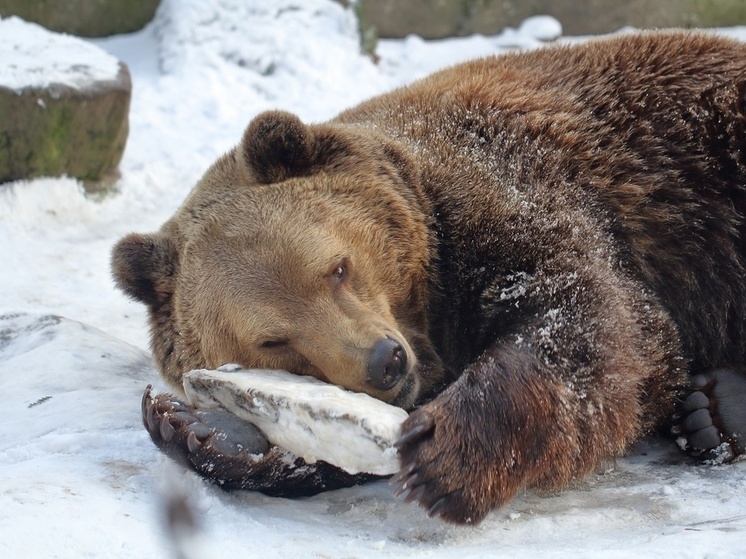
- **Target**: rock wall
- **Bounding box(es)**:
[347,0,746,39]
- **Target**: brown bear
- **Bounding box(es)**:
[113,30,746,525]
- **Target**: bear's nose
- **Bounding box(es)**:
[366,337,407,391]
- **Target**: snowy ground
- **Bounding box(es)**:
[1,1,746,557]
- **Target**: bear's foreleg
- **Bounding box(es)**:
[394,345,596,524]
[393,267,685,524]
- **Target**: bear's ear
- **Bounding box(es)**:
[111,233,178,307]
[240,110,315,184]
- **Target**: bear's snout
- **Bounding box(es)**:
[366,337,407,390]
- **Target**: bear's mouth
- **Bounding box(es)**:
[390,367,420,410]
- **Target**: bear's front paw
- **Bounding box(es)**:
[141,385,379,496]
[673,369,746,463]
[142,385,273,483]
[392,404,492,525]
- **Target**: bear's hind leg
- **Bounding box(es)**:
[674,368,746,462]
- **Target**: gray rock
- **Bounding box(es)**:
[0,0,161,38]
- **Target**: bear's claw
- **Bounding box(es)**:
[141,385,379,496]
[674,369,746,463]
[392,412,436,505]
[394,419,433,449]
[392,401,486,524]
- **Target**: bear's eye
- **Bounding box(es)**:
[259,339,288,349]
[329,258,349,285]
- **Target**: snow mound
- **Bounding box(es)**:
[153,0,383,121]
[0,16,121,91]
[0,312,154,436]
[0,313,164,556]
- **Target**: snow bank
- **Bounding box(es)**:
[153,0,384,123]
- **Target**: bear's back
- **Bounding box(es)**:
[339,31,746,369]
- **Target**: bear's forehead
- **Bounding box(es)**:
[184,175,368,228]
[179,173,385,254]
[174,169,395,290]
[184,219,349,278]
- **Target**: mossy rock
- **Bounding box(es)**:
[0,66,131,184]
[0,0,161,38]
[0,18,131,185]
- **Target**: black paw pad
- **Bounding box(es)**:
[141,385,271,476]
[674,369,746,463]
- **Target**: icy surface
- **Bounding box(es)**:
[0,16,121,91]
[1,0,746,556]
[184,368,408,475]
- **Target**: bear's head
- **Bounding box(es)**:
[112,111,444,409]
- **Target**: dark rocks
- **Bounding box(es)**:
[349,0,746,40]
[0,0,161,38]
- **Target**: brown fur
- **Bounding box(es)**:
[113,31,746,524]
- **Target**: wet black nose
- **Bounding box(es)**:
[367,337,407,390]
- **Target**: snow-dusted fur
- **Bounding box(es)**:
[113,31,746,525]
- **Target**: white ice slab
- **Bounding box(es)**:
[183,366,409,475]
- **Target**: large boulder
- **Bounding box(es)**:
[350,0,746,39]
[0,17,131,185]
[0,0,161,38]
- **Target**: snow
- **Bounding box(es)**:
[184,367,408,475]
[0,0,745,556]
[0,16,121,91]
[518,15,563,41]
